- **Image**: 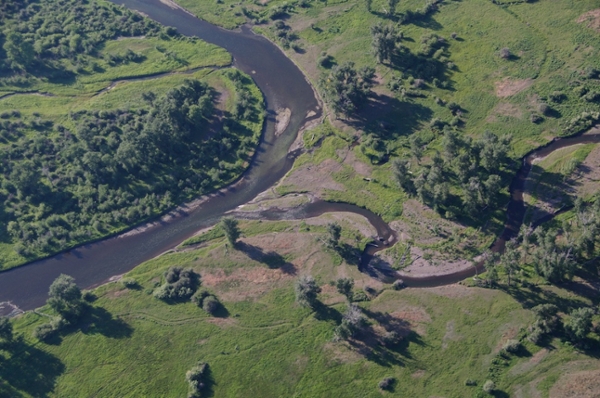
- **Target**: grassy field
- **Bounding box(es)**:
[3,219,599,397]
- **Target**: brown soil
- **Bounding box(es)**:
[550,369,600,398]
[399,246,473,278]
[279,158,345,194]
[495,78,534,98]
[577,9,600,32]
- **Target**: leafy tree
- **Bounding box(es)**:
[3,31,35,71]
[47,274,85,320]
[326,222,342,249]
[442,129,460,163]
[371,24,403,64]
[334,303,367,340]
[219,217,241,246]
[319,62,375,117]
[391,159,414,194]
[500,239,520,286]
[565,307,594,343]
[335,278,355,302]
[295,275,321,308]
[532,228,575,282]
[409,135,423,163]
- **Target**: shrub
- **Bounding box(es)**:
[530,113,543,124]
[392,279,405,290]
[186,362,209,398]
[499,48,511,59]
[33,323,56,342]
[121,277,138,289]
[465,378,477,386]
[378,377,395,390]
[191,289,211,307]
[382,331,400,347]
[502,339,522,354]
[202,295,220,315]
[483,380,495,394]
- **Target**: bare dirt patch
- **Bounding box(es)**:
[412,370,426,378]
[495,78,534,98]
[279,158,345,194]
[304,211,377,239]
[105,288,130,299]
[549,368,600,398]
[398,246,473,278]
[577,9,600,32]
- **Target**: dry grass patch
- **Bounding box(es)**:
[577,9,600,32]
[549,368,600,398]
[495,78,534,98]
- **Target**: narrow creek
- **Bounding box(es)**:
[0,0,598,313]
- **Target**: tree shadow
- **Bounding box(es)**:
[78,306,133,339]
[0,336,65,397]
[335,243,362,266]
[341,93,433,141]
[236,242,297,274]
[312,301,342,323]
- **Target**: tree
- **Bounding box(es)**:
[326,222,342,249]
[0,317,13,343]
[47,274,85,320]
[483,174,502,206]
[319,62,375,117]
[335,278,355,302]
[409,135,423,163]
[532,228,576,282]
[334,303,367,340]
[3,32,35,71]
[565,307,594,343]
[371,24,403,64]
[442,129,460,163]
[295,275,321,308]
[391,159,414,194]
[500,239,520,287]
[219,217,240,246]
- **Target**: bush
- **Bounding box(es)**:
[502,339,522,354]
[483,380,495,394]
[154,267,200,301]
[378,377,395,390]
[121,277,138,289]
[465,378,477,386]
[392,279,405,290]
[499,48,511,59]
[202,295,220,315]
[33,323,56,342]
[191,289,211,306]
[186,362,209,398]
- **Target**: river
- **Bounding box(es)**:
[0,0,598,313]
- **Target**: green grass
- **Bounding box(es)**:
[5,224,599,397]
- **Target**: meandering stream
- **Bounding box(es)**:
[0,0,598,313]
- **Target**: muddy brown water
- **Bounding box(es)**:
[0,0,598,313]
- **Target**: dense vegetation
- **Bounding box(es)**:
[0,0,263,268]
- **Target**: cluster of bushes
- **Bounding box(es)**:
[0,0,169,80]
[392,129,512,218]
[1,78,260,259]
[226,70,260,121]
[191,289,221,315]
[154,267,200,301]
[271,20,301,51]
[319,62,375,117]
